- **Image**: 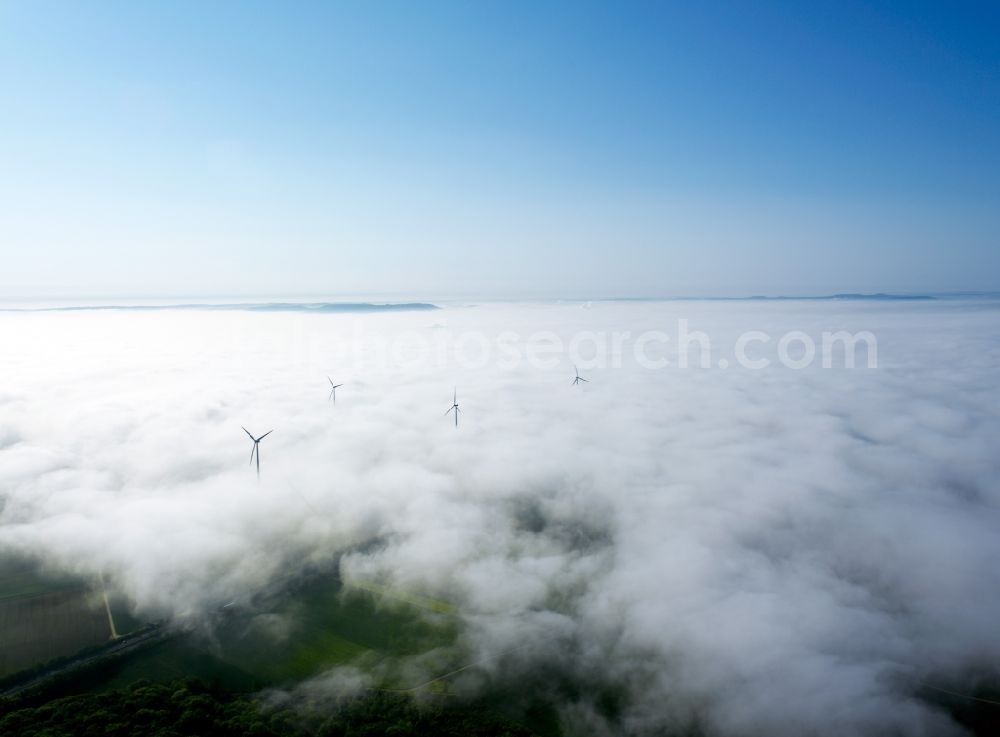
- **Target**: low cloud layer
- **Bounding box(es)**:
[2,300,1000,735]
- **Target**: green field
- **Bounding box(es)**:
[94,572,461,693]
[0,557,131,678]
[1,554,461,693]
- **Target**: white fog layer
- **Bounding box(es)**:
[2,300,999,736]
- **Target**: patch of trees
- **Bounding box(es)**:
[0,679,537,737]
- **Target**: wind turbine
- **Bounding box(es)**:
[572,366,590,385]
[444,387,460,427]
[327,377,343,404]
[242,427,273,478]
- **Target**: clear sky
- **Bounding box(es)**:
[1,0,998,299]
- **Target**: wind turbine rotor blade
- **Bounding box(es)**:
[242,426,255,440]
[258,430,273,441]
[581,377,589,382]
[249,443,257,465]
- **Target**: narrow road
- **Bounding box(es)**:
[0,624,171,699]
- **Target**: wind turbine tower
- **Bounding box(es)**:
[242,427,273,478]
[445,388,461,427]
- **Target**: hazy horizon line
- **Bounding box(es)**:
[6,291,1000,313]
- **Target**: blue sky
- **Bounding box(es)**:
[1,1,998,298]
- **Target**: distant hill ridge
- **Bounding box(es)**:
[598,293,935,302]
[748,293,934,301]
[0,302,440,313]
